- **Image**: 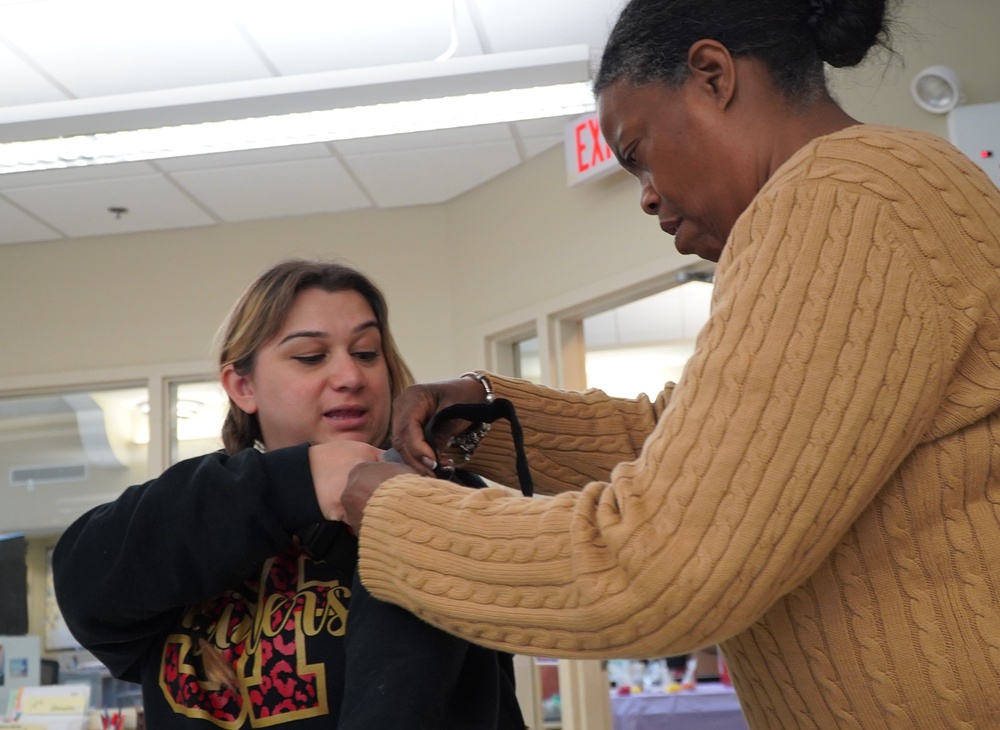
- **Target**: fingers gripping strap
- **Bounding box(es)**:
[426,398,534,497]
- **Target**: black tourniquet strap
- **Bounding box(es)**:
[423,397,534,497]
[339,398,532,730]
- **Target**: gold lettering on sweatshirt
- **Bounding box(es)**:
[159,549,351,727]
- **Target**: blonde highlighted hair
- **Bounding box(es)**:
[217,259,414,453]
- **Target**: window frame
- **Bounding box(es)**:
[0,359,216,484]
[484,261,715,388]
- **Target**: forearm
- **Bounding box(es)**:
[357,182,947,658]
[469,374,671,495]
[53,445,322,675]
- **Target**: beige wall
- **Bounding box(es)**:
[0,145,676,384]
[0,206,456,383]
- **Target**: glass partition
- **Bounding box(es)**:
[168,380,227,465]
[0,386,149,536]
[583,280,713,398]
[513,336,541,383]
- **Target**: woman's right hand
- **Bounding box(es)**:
[309,440,385,521]
[391,376,490,476]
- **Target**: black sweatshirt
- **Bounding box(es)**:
[53,445,526,729]
[52,445,360,729]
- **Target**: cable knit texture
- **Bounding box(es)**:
[358,125,1000,729]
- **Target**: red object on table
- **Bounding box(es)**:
[718,655,731,687]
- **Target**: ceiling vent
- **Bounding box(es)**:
[10,463,87,490]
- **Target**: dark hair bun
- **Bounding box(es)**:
[808,0,890,68]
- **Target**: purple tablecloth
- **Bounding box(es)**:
[611,683,749,730]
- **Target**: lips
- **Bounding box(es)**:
[322,406,369,436]
[659,217,682,236]
[317,404,376,443]
[324,406,367,420]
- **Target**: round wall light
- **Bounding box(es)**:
[911,65,964,114]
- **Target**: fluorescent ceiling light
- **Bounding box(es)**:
[0,44,595,174]
[0,45,593,139]
[0,82,595,173]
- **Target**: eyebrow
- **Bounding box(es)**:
[599,114,620,159]
[278,320,379,346]
[604,131,626,168]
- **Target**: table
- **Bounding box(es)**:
[611,682,749,730]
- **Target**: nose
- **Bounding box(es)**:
[327,353,363,390]
[639,177,659,216]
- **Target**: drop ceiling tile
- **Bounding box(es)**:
[237,0,482,75]
[154,144,332,173]
[0,41,68,107]
[333,123,513,156]
[474,0,618,54]
[0,0,272,97]
[344,140,521,207]
[0,197,62,245]
[0,162,160,190]
[3,175,215,237]
[0,0,619,244]
[170,157,371,222]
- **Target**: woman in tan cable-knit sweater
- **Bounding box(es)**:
[341,0,1000,727]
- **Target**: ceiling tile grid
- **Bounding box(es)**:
[169,156,373,222]
[238,0,485,74]
[3,174,217,238]
[0,0,621,246]
[0,196,60,244]
[345,139,523,208]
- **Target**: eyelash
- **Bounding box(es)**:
[293,354,325,365]
[621,141,641,170]
[292,350,380,365]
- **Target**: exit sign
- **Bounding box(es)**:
[564,112,619,186]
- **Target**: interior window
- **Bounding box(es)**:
[583,278,713,398]
[0,386,149,536]
[169,380,228,464]
[512,336,541,383]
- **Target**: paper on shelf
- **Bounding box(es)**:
[6,685,90,730]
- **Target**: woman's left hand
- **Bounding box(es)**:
[342,460,416,533]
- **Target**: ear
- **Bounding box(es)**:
[221,364,259,415]
[686,39,737,109]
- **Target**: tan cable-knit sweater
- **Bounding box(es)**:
[358,125,1000,729]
